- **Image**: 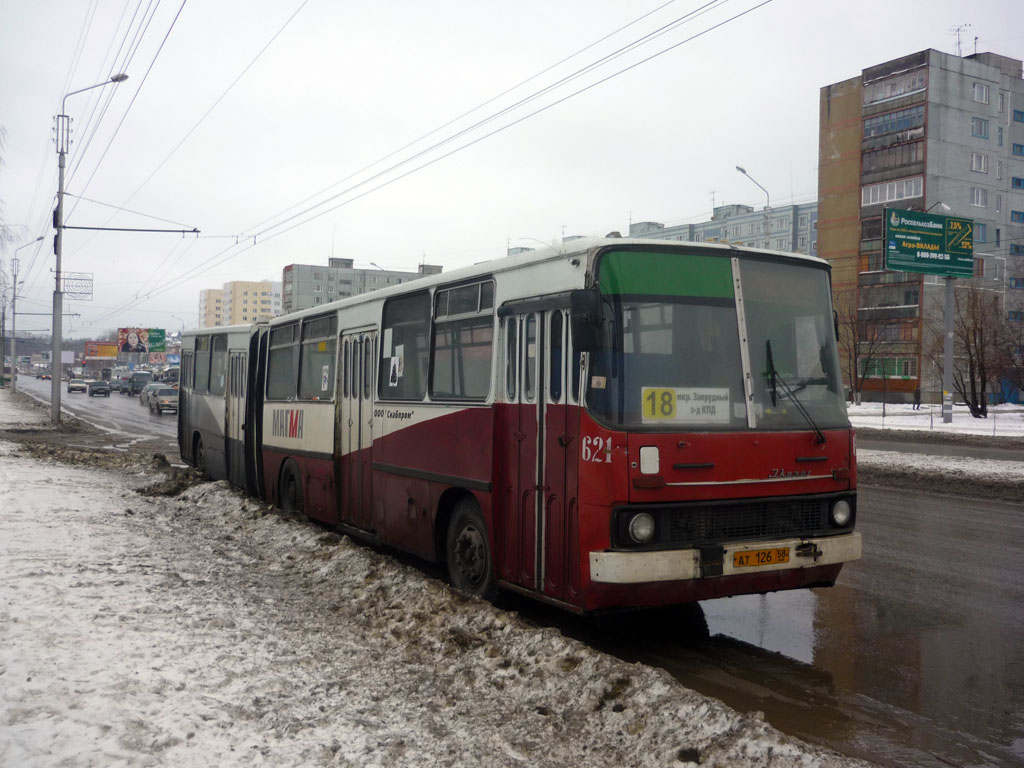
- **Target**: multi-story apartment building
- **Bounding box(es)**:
[819,49,1024,402]
[282,258,442,313]
[198,289,223,328]
[220,280,282,325]
[198,281,281,328]
[628,202,819,256]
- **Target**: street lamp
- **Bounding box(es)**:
[10,236,44,393]
[52,73,128,424]
[736,165,770,247]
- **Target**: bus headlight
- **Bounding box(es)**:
[628,512,656,544]
[830,499,852,527]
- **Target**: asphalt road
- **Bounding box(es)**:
[13,376,178,453]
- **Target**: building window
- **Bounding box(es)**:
[864,105,924,138]
[861,217,883,240]
[1009,277,1024,289]
[313,284,322,292]
[971,118,989,139]
[861,176,923,207]
[862,71,926,106]
[1013,177,1024,190]
[970,153,988,173]
[970,188,988,207]
[1009,310,1023,323]
[1011,244,1024,256]
[1012,211,1024,224]
[975,223,987,242]
[862,141,924,173]
[1014,109,1024,122]
[1013,144,1024,156]
[998,126,1004,147]
[973,83,989,103]
[998,161,1004,179]
[974,258,985,278]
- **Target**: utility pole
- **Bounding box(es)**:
[52,74,128,424]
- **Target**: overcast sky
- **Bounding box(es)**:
[1,0,1020,339]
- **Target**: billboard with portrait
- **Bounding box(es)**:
[118,328,167,354]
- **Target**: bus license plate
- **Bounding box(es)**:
[733,547,790,568]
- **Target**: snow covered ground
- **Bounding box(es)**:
[847,400,1024,438]
[0,388,873,767]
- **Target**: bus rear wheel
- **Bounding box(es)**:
[279,461,304,515]
[194,436,207,478]
[446,497,497,600]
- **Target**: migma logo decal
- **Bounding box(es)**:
[272,409,304,439]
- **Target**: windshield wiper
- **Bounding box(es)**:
[765,340,826,444]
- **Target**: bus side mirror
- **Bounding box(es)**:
[570,289,601,352]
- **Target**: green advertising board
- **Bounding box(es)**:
[148,329,166,352]
[884,208,973,277]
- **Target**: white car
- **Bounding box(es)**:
[67,379,88,394]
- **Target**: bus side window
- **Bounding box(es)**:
[363,338,372,399]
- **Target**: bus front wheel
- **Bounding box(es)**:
[446,497,497,601]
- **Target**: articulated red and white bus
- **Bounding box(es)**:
[180,237,860,613]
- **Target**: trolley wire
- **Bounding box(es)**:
[84,0,774,326]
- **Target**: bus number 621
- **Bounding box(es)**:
[582,435,613,463]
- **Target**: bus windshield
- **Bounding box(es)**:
[586,249,848,432]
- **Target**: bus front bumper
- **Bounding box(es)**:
[589,532,861,584]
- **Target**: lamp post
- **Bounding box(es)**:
[10,236,44,393]
[52,73,128,424]
[927,201,953,423]
[736,166,770,247]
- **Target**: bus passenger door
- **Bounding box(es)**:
[339,329,376,532]
[498,312,540,590]
[541,310,580,602]
[225,350,247,490]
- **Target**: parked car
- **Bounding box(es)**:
[116,376,132,394]
[139,381,161,406]
[87,379,111,397]
[149,387,179,415]
[67,379,88,394]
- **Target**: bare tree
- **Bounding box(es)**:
[834,284,885,402]
[924,284,1004,418]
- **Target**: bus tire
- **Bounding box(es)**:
[194,436,207,478]
[445,497,497,601]
[279,461,304,515]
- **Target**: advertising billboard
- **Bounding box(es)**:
[85,341,119,359]
[884,208,973,277]
[118,328,167,354]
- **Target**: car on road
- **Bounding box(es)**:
[139,381,161,406]
[149,387,179,415]
[87,379,111,397]
[67,379,88,394]
[115,375,132,394]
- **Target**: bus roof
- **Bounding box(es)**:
[269,237,831,327]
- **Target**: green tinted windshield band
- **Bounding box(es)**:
[597,250,734,299]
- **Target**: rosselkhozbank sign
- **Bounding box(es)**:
[884,208,973,278]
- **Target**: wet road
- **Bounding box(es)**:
[552,486,1024,768]
[858,436,1024,463]
[15,376,177,452]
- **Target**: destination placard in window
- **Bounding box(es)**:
[640,387,730,424]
